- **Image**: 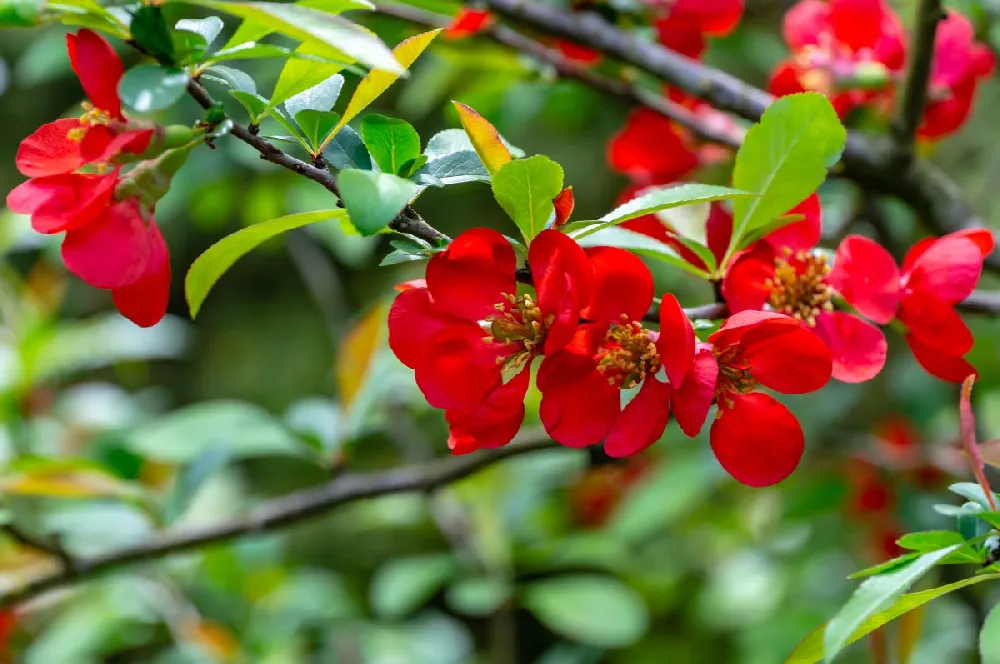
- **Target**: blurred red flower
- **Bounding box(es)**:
[652,0,744,58]
[443,8,492,39]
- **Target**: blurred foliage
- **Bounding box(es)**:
[0,0,1000,662]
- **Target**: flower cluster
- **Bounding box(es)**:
[771,0,994,138]
[6,30,175,327]
[389,227,834,486]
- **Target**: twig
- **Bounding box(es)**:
[0,433,560,609]
[373,0,741,147]
[893,0,944,155]
[957,290,1000,315]
[185,78,449,245]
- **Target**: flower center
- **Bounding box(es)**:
[66,103,112,142]
[713,344,757,412]
[483,293,551,373]
[765,250,834,326]
[595,317,661,389]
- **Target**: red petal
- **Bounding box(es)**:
[706,204,734,266]
[607,108,699,183]
[555,40,602,65]
[898,292,973,355]
[929,12,982,89]
[905,234,982,304]
[66,30,124,119]
[764,193,821,252]
[654,15,707,59]
[447,368,530,453]
[813,311,887,383]
[552,186,575,226]
[111,220,170,327]
[8,172,117,234]
[710,309,794,345]
[905,334,976,384]
[829,0,890,51]
[539,352,620,448]
[581,247,653,323]
[415,324,507,411]
[828,234,901,324]
[15,119,86,177]
[711,393,804,486]
[444,8,492,39]
[80,127,154,164]
[722,242,775,314]
[769,61,808,98]
[903,229,994,273]
[671,347,719,437]
[530,229,593,353]
[737,319,833,394]
[657,293,694,387]
[388,286,454,369]
[918,78,977,138]
[605,379,672,458]
[60,199,152,289]
[783,0,828,50]
[425,227,516,321]
[668,0,744,36]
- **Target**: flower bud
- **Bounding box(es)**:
[0,0,45,27]
[841,62,890,90]
[114,142,197,209]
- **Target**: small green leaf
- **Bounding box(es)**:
[737,212,807,249]
[230,89,269,121]
[896,531,966,552]
[413,150,489,186]
[186,209,344,317]
[982,601,1000,664]
[171,29,209,65]
[370,554,458,620]
[323,125,371,170]
[131,4,175,65]
[360,115,422,175]
[337,169,419,235]
[295,109,341,152]
[848,553,923,579]
[824,545,962,661]
[400,154,428,178]
[576,226,710,279]
[271,42,348,109]
[266,107,309,147]
[730,92,845,257]
[175,16,224,45]
[202,65,256,93]
[284,73,344,119]
[491,155,564,242]
[949,482,1000,508]
[446,577,511,617]
[0,0,45,27]
[569,183,754,240]
[118,65,190,112]
[786,574,1000,664]
[522,575,649,649]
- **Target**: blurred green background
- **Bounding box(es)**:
[2,0,1000,661]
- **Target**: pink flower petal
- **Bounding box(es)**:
[60,199,152,289]
[813,311,887,383]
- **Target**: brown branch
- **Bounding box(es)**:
[0,432,559,609]
[892,0,945,154]
[186,78,449,245]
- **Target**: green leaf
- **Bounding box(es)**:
[176,16,223,45]
[849,553,923,579]
[0,456,143,500]
[203,65,256,94]
[130,4,175,65]
[400,154,428,178]
[823,545,962,661]
[730,92,845,256]
[569,183,755,240]
[576,226,711,279]
[295,110,341,152]
[413,150,489,186]
[337,170,418,235]
[270,42,348,109]
[977,512,1000,528]
[522,575,649,649]
[171,28,210,65]
[118,65,190,112]
[360,115,422,175]
[323,125,371,170]
[370,554,458,619]
[491,155,564,242]
[186,209,344,317]
[284,73,344,119]
[0,0,45,27]
[447,577,511,617]
[982,601,1000,664]
[737,212,807,249]
[949,482,1000,508]
[230,89,269,122]
[897,531,966,553]
[185,0,403,73]
[786,574,1000,664]
[127,401,309,463]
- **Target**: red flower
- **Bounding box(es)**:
[918,11,995,138]
[555,40,603,65]
[388,228,593,453]
[6,171,118,234]
[537,252,669,456]
[652,0,745,58]
[444,8,492,39]
[15,30,152,178]
[607,109,700,185]
[722,196,888,383]
[770,0,905,118]
[668,309,832,486]
[831,230,994,382]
